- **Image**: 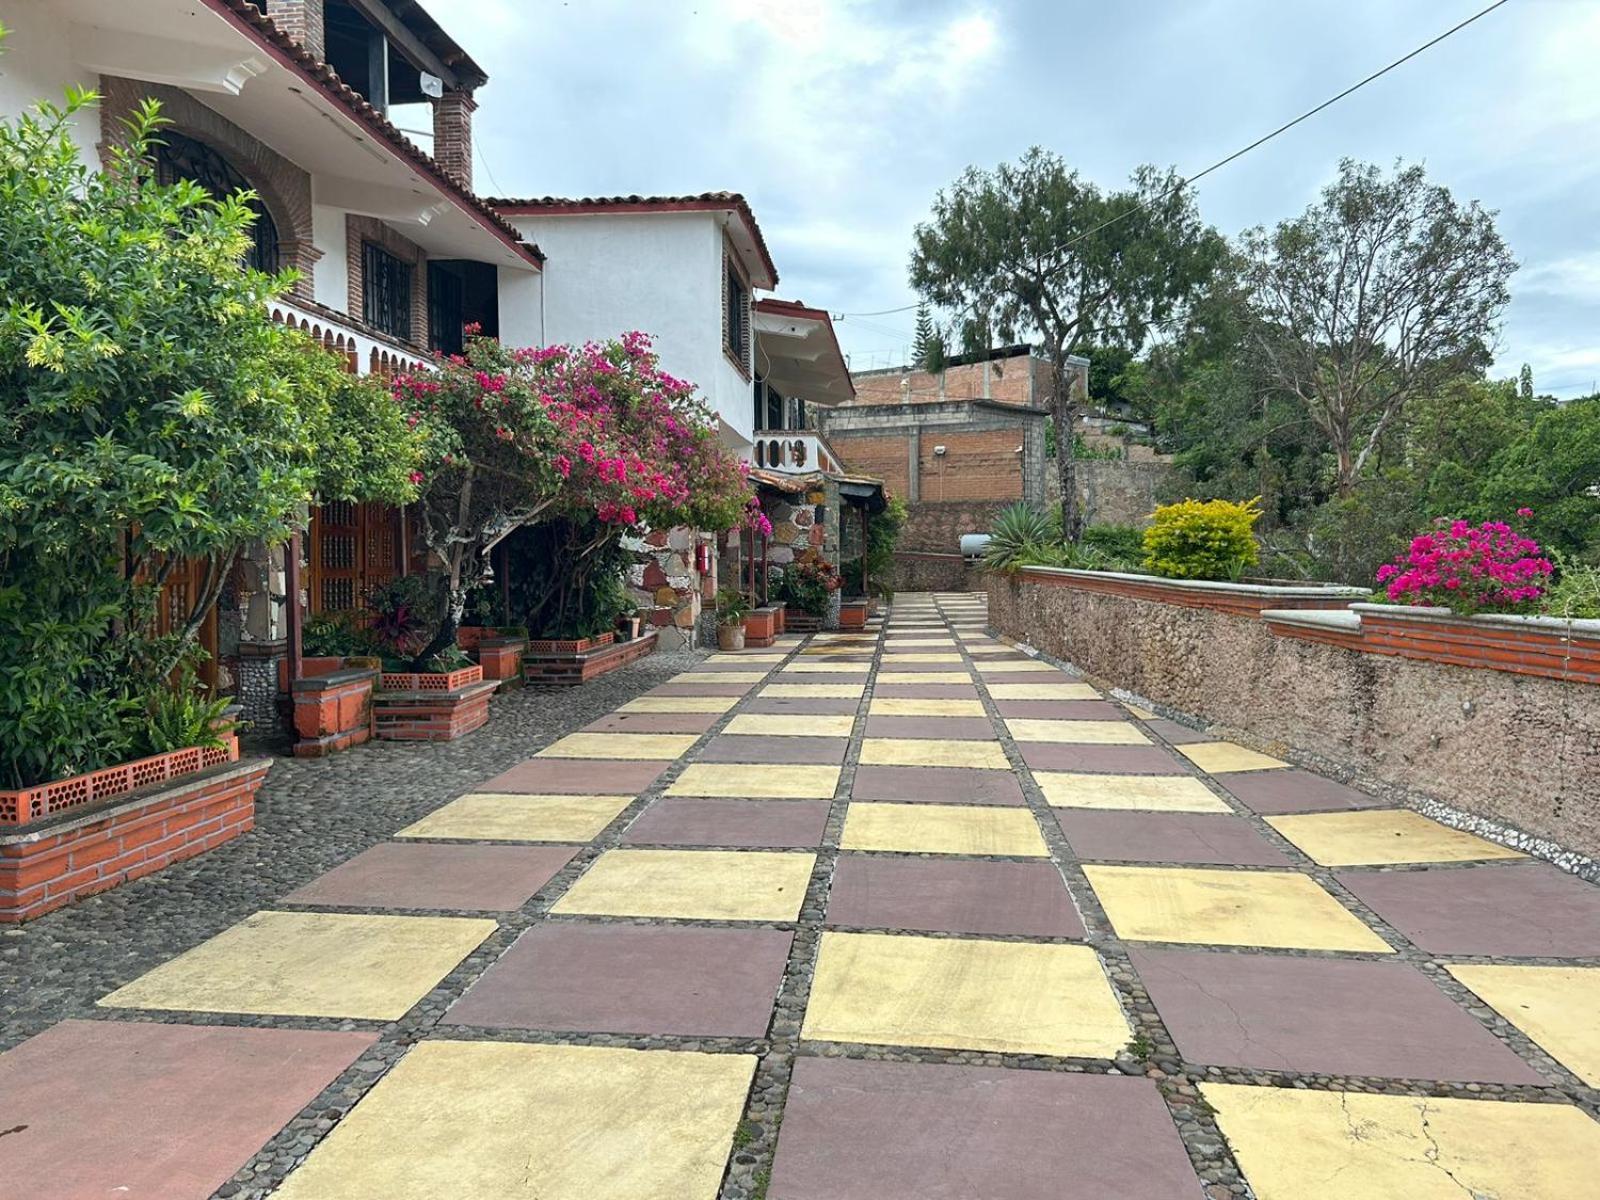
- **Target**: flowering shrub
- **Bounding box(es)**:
[1375,513,1553,614]
[1142,498,1262,581]
[779,557,843,616]
[743,496,773,538]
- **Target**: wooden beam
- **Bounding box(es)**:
[345,0,465,91]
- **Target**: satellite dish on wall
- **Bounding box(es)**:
[419,72,444,99]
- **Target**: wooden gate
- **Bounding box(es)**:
[308,501,405,614]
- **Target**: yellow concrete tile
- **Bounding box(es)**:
[883,637,956,647]
[1178,742,1286,773]
[1267,810,1526,867]
[1123,704,1157,720]
[705,653,785,663]
[724,713,855,737]
[1004,719,1151,745]
[1202,1082,1600,1200]
[667,763,841,799]
[761,683,865,699]
[812,633,879,642]
[1448,965,1600,1087]
[880,652,963,664]
[670,670,767,684]
[860,739,1009,770]
[551,849,814,921]
[537,732,699,760]
[986,682,1100,700]
[975,659,1058,673]
[396,794,632,842]
[620,695,738,714]
[841,803,1048,856]
[801,645,875,656]
[803,932,1130,1057]
[99,911,495,1020]
[781,662,871,674]
[273,1041,755,1200]
[964,645,1017,656]
[1035,773,1232,813]
[877,671,972,684]
[869,697,987,717]
[1083,866,1393,953]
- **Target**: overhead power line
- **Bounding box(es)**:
[831,0,1513,322]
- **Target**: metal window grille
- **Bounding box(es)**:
[363,242,413,341]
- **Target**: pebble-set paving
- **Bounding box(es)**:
[2,596,1599,1199]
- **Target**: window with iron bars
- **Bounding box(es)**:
[363,242,413,341]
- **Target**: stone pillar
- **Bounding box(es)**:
[432,90,476,188]
[268,0,325,61]
[230,537,291,735]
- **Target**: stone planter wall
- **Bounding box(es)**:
[988,567,1600,862]
[1,759,270,922]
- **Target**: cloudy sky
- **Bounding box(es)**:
[442,0,1600,395]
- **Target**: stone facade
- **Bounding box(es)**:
[987,571,1600,867]
[625,527,712,651]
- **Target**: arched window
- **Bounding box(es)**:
[153,132,280,274]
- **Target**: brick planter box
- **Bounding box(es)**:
[744,608,778,648]
[523,631,659,686]
[474,636,528,688]
[379,663,484,693]
[772,603,787,635]
[372,677,498,742]
[527,633,614,655]
[290,664,379,758]
[839,600,869,630]
[1,758,269,923]
[784,611,825,634]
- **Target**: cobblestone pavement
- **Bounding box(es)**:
[3,596,1599,1199]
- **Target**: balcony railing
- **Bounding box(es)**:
[752,432,844,475]
[268,299,431,376]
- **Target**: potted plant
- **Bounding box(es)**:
[615,597,642,642]
[716,591,751,651]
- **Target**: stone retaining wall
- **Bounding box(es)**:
[988,569,1600,863]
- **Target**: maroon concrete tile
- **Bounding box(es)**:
[695,661,778,672]
[447,923,792,1037]
[851,765,1026,806]
[1144,719,1213,745]
[864,716,997,740]
[1055,811,1291,867]
[767,1058,1200,1200]
[478,758,669,794]
[879,660,971,673]
[622,798,830,847]
[981,670,1070,683]
[698,735,848,764]
[0,1020,375,1200]
[282,842,576,911]
[1336,863,1600,957]
[1217,768,1384,814]
[1019,744,1188,774]
[994,700,1123,720]
[648,681,753,696]
[828,856,1084,938]
[585,711,721,734]
[1130,949,1546,1084]
[873,683,981,700]
[745,696,861,716]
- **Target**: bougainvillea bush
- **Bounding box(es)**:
[1375,513,1553,615]
[396,332,752,660]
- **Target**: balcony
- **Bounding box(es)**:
[268,296,430,375]
[752,431,846,475]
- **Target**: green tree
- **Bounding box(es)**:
[1519,363,1534,401]
[1240,159,1516,497]
[0,73,424,786]
[912,304,933,366]
[1482,396,1600,559]
[910,147,1224,540]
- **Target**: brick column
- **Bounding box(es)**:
[267,0,325,61]
[432,90,476,188]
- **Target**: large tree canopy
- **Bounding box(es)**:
[1240,158,1517,497]
[909,147,1224,537]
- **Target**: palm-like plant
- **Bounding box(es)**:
[983,504,1060,571]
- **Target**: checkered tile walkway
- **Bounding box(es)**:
[4,593,1599,1199]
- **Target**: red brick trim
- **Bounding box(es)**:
[372,680,497,741]
[522,632,659,686]
[1014,567,1365,618]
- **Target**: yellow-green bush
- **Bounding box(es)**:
[1142,497,1263,581]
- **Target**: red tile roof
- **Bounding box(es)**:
[201,0,542,265]
[487,193,777,286]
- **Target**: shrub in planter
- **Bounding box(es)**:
[776,558,842,617]
[716,591,750,651]
[1142,498,1262,581]
[1375,515,1553,615]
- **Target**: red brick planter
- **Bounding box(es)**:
[523,631,659,686]
[785,611,825,634]
[772,604,787,635]
[1,740,239,828]
[379,663,483,693]
[527,633,614,655]
[290,665,378,758]
[743,608,778,648]
[839,600,869,630]
[474,636,528,688]
[1,758,269,923]
[372,677,498,741]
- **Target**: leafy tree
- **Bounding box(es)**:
[1482,396,1600,560]
[0,72,423,786]
[911,147,1224,539]
[1519,363,1534,401]
[1240,159,1516,497]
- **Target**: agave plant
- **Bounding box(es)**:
[983,503,1060,572]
